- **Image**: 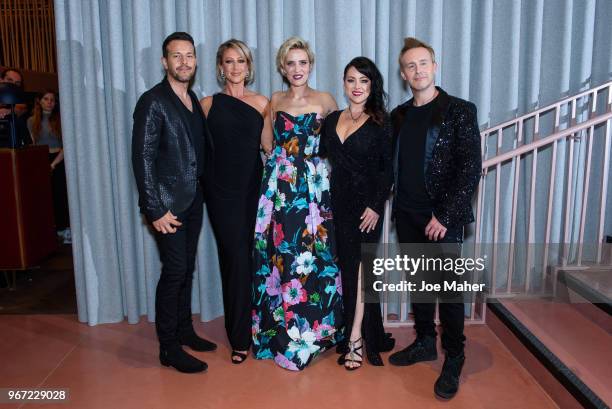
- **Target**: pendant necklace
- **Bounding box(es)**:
[347,106,364,123]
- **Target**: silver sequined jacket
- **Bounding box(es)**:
[391,87,481,228]
[132,78,212,223]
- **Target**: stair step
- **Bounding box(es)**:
[559,269,612,316]
[488,298,611,408]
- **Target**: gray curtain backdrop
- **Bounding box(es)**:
[54,0,612,325]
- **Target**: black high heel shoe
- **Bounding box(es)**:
[337,339,384,366]
[231,350,248,364]
[343,338,363,371]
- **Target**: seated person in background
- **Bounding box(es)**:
[0,68,29,147]
[0,68,27,117]
[0,67,23,87]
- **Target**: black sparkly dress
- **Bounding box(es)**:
[321,110,393,360]
[206,93,264,351]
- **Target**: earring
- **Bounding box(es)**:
[245,71,250,81]
[220,71,226,81]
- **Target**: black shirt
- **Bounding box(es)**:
[179,94,205,177]
[397,96,438,211]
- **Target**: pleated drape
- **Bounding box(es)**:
[53,0,612,325]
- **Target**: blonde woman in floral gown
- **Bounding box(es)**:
[251,37,344,370]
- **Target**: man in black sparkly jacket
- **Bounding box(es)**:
[388,37,481,400]
[132,32,215,374]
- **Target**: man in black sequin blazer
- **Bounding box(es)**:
[388,37,481,400]
[132,32,215,374]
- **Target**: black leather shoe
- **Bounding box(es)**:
[159,345,207,373]
[179,332,217,352]
[388,335,437,366]
[434,353,465,399]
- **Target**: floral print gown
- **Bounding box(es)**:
[252,111,344,371]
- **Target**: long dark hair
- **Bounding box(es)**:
[343,56,387,126]
[30,90,61,143]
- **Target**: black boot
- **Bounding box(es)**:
[434,353,465,399]
[388,335,437,366]
[159,345,207,373]
[179,331,217,352]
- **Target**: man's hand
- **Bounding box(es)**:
[152,211,182,234]
[359,207,380,233]
[425,214,447,241]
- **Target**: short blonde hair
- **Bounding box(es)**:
[216,39,255,85]
[276,36,315,76]
[399,37,436,66]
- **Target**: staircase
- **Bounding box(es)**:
[480,82,612,409]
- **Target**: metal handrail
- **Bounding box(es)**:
[482,111,612,169]
[383,80,612,326]
[473,81,612,310]
[482,80,612,135]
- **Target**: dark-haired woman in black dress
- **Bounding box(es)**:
[200,39,271,364]
[322,57,394,370]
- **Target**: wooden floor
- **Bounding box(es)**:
[0,246,560,408]
[0,314,557,409]
[0,244,76,315]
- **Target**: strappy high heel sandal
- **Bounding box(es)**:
[344,338,363,371]
[231,350,248,364]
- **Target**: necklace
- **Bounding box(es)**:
[347,106,364,123]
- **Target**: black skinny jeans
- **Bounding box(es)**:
[154,186,203,348]
[395,208,466,357]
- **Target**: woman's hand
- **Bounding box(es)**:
[359,207,379,233]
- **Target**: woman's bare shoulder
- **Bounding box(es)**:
[200,95,213,116]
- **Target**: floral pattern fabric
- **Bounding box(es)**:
[252,111,344,371]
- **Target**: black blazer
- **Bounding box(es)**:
[391,87,481,228]
[132,78,213,223]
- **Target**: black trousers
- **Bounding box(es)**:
[154,186,204,348]
[395,208,466,357]
[206,187,258,351]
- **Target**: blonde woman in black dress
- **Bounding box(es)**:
[200,39,271,364]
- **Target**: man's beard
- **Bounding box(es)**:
[169,67,194,83]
